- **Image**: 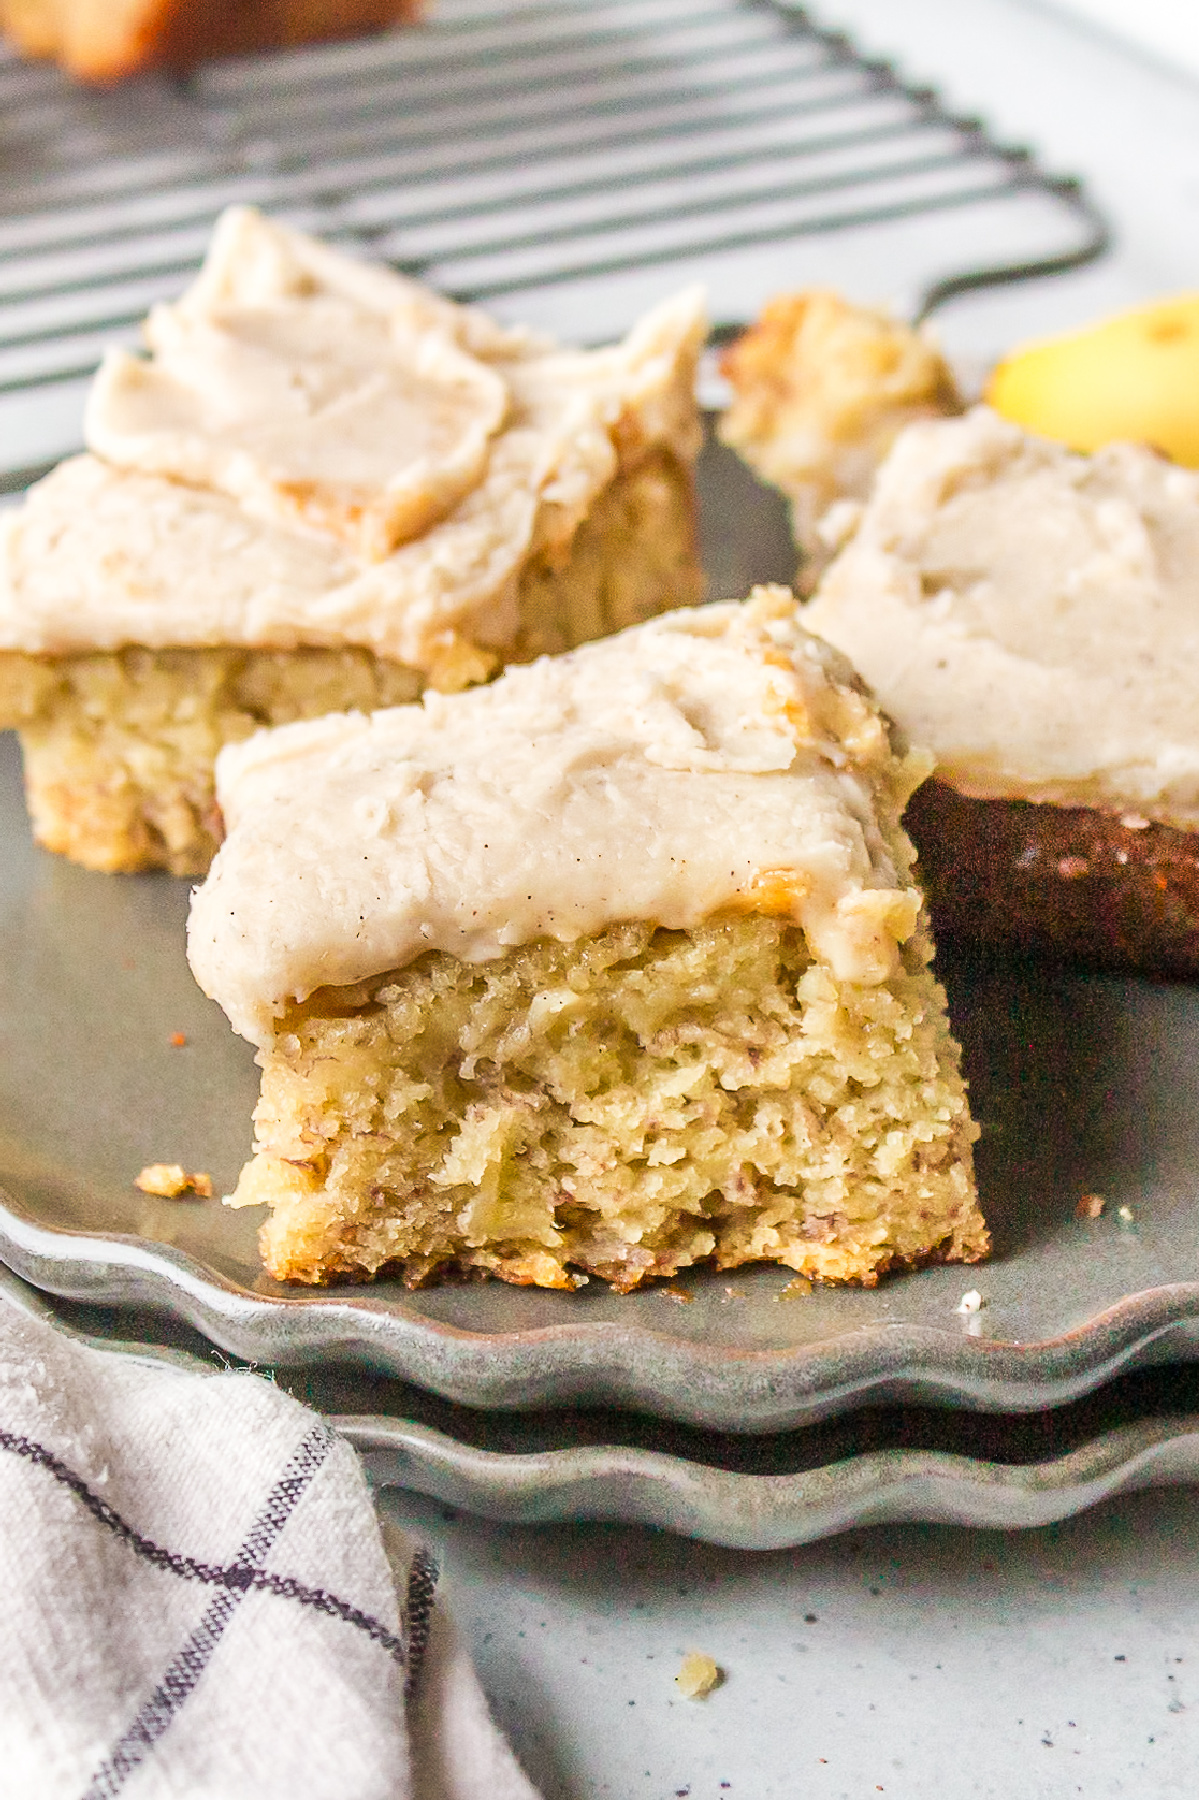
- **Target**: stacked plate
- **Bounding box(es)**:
[5,432,1199,1548]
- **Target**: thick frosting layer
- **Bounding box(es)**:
[188,589,925,1046]
[806,407,1199,830]
[88,292,509,559]
[0,208,704,670]
[0,457,355,654]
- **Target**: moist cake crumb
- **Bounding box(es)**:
[134,1164,213,1199]
[676,1653,722,1699]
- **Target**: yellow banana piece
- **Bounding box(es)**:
[986,294,1199,466]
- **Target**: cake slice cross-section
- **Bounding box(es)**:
[187,586,985,1291]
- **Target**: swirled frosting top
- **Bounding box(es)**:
[187,588,925,1046]
[806,406,1199,829]
[0,207,704,669]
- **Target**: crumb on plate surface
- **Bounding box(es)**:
[134,1164,213,1199]
[676,1653,722,1699]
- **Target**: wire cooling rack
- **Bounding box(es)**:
[0,0,1107,488]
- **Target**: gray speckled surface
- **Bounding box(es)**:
[376,1478,1199,1799]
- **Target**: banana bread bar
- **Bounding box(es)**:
[805,407,1199,975]
[187,586,984,1290]
[0,208,705,874]
[718,290,961,586]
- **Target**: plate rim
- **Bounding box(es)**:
[344,1409,1199,1548]
[5,1260,1199,1552]
[5,1181,1199,1432]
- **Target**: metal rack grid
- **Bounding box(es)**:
[0,0,1108,488]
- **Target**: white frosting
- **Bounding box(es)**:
[0,457,356,654]
[0,208,704,670]
[87,296,509,559]
[187,591,923,1047]
[805,407,1199,829]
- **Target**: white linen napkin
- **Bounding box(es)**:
[0,1288,541,1800]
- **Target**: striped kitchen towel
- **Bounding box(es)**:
[0,1290,540,1800]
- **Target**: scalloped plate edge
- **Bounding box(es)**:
[344,1415,1199,1549]
[4,1263,1199,1551]
[5,1188,1199,1431]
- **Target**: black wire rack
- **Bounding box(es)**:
[0,0,1108,489]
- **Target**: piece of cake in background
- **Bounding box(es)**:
[186,585,985,1292]
[0,0,424,83]
[804,406,1199,977]
[718,290,962,588]
[0,207,705,875]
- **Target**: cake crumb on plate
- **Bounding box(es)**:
[676,1653,722,1699]
[134,1164,213,1199]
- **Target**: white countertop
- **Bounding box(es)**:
[803,0,1199,359]
[1041,0,1199,82]
[379,1480,1199,1798]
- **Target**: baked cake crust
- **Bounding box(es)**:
[188,587,985,1291]
[718,290,961,582]
[907,778,1199,979]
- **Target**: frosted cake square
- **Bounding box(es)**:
[718,290,961,584]
[0,207,704,874]
[804,407,1199,975]
[187,586,985,1291]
